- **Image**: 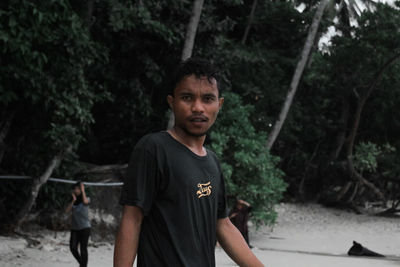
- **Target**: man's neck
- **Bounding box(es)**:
[168,127,207,156]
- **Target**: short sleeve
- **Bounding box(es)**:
[120,143,160,216]
[217,174,228,219]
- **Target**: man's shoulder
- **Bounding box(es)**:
[206,149,218,159]
[205,149,221,166]
[135,132,168,151]
[137,131,167,143]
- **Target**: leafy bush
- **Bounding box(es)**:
[209,92,287,225]
[353,142,395,174]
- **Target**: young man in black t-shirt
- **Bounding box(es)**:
[114,58,264,267]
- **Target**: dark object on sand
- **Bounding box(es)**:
[348,241,385,257]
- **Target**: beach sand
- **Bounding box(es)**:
[1,203,399,267]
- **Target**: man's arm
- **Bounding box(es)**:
[238,199,251,207]
[65,193,76,213]
[217,218,264,267]
[80,183,90,205]
[114,205,143,267]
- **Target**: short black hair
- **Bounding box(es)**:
[168,58,222,96]
[72,181,81,189]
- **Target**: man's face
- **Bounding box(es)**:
[167,75,224,137]
[73,186,81,196]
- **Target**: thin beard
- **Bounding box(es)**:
[181,126,207,138]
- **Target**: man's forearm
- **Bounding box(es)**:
[114,206,143,267]
[81,188,90,204]
[217,218,264,267]
[114,223,140,267]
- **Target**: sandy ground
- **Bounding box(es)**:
[218,203,400,266]
[1,203,399,267]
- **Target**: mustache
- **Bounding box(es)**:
[188,114,209,121]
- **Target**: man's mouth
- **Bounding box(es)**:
[191,118,207,122]
[189,116,208,123]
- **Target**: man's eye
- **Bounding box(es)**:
[204,96,215,102]
[182,95,192,101]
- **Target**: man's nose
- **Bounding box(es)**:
[191,98,204,113]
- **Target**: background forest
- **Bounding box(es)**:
[1,0,400,228]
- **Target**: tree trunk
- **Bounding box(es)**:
[167,110,175,130]
[181,0,205,61]
[345,98,366,161]
[77,163,128,174]
[266,0,330,150]
[241,0,257,45]
[328,99,349,162]
[346,53,400,159]
[344,53,400,200]
[0,109,15,164]
[168,0,205,130]
[15,147,70,227]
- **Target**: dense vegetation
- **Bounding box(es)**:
[1,0,400,227]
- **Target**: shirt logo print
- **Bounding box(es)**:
[196,181,212,198]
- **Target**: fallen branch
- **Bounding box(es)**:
[76,163,128,175]
[376,207,400,217]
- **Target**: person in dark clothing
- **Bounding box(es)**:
[229,199,252,246]
[66,181,91,267]
[114,58,264,267]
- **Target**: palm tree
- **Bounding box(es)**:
[266,0,377,150]
[266,0,331,150]
[168,0,205,129]
[181,0,205,61]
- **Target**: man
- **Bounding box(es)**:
[65,182,91,267]
[114,58,264,267]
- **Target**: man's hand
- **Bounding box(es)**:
[238,199,250,207]
[217,218,264,267]
[80,182,85,192]
[65,192,76,213]
[114,205,143,267]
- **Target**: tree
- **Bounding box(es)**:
[300,3,400,202]
[181,0,205,61]
[266,0,330,150]
[167,0,205,129]
[14,148,69,226]
[3,0,399,228]
[210,92,286,225]
[241,0,257,45]
[341,53,400,201]
[0,0,107,226]
[0,109,15,164]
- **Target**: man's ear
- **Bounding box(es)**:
[167,95,174,110]
[218,97,224,109]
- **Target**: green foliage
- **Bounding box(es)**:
[0,0,109,152]
[0,0,109,215]
[354,142,395,174]
[1,0,400,224]
[209,92,287,225]
[37,182,73,211]
[0,181,31,223]
[286,3,400,198]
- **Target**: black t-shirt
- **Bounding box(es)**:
[120,131,228,267]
